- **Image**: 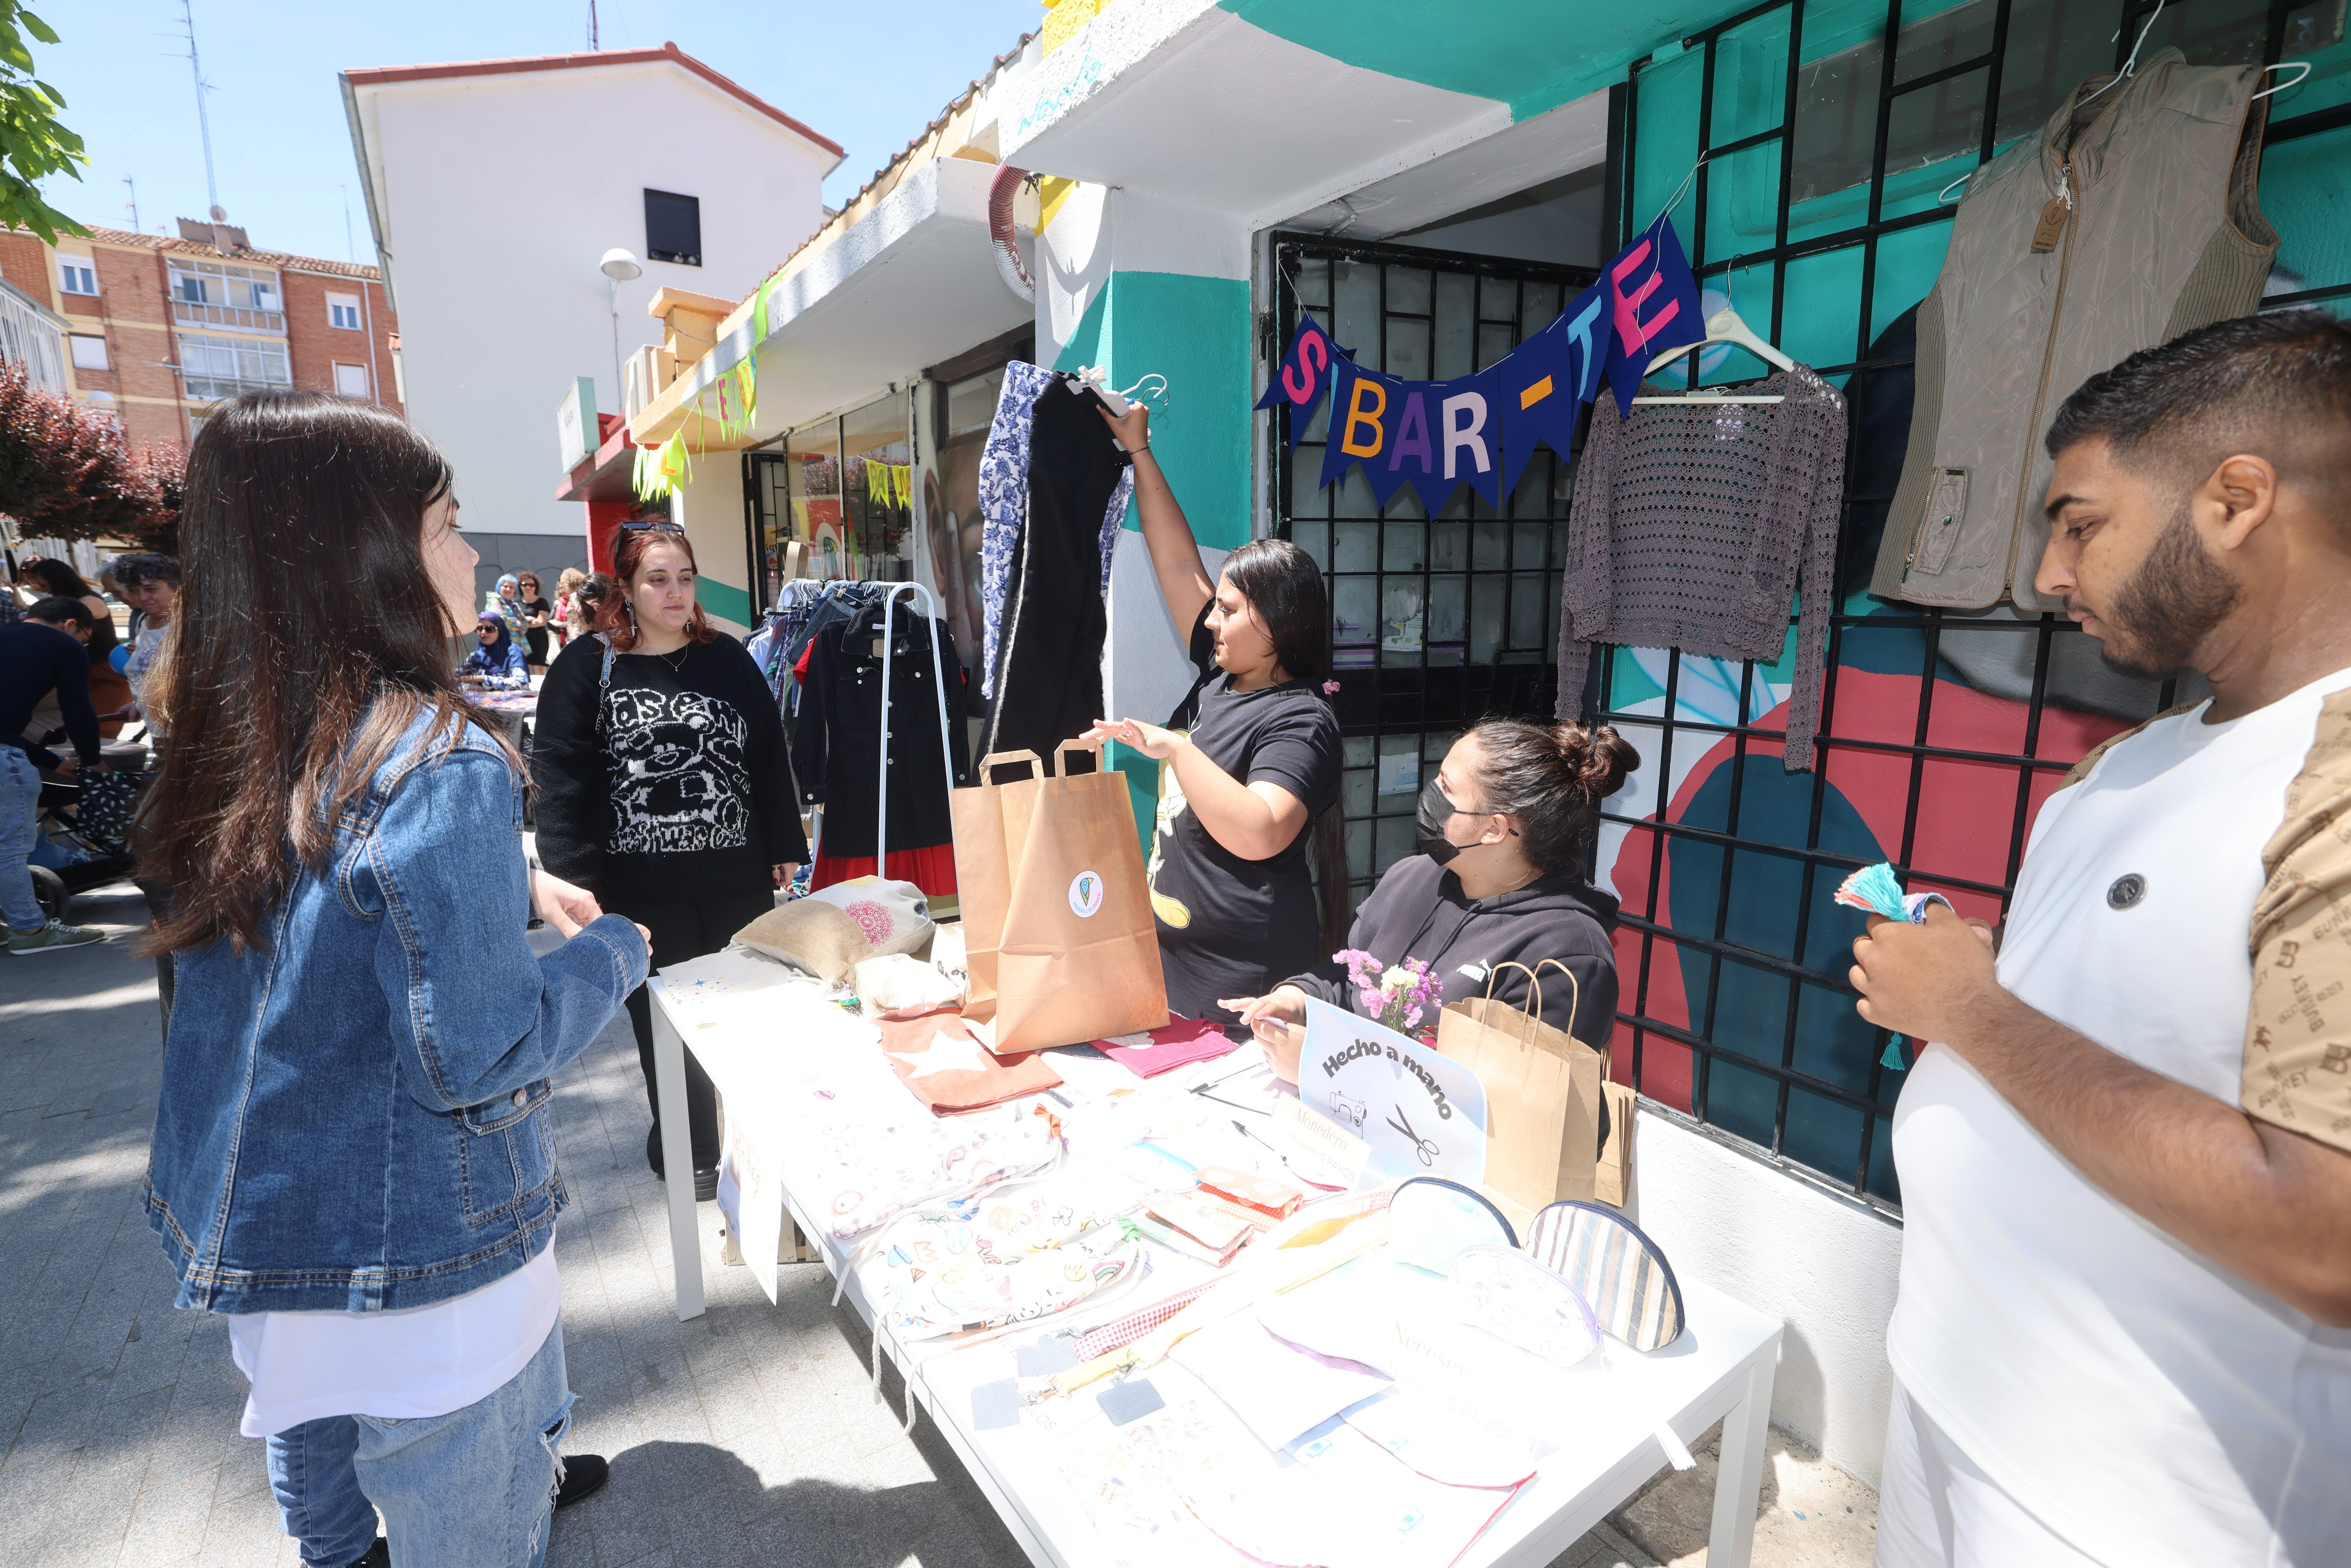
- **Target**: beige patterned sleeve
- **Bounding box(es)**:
[2244,689,2351,1151]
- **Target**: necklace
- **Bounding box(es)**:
[657,643,690,671]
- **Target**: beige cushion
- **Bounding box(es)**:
[733,900,872,985]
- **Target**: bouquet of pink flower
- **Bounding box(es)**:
[1333,949,1445,1035]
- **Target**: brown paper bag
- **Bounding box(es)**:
[952,744,1167,1052]
[1435,960,1605,1229]
[948,750,1046,1014]
[1594,1053,1636,1208]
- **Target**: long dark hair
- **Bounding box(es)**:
[141,389,503,954]
[596,527,714,651]
[25,558,116,658]
[1218,537,1350,949]
[1466,719,1641,872]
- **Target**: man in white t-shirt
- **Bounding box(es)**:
[1852,311,2351,1568]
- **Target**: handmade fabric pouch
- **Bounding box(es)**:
[812,1099,1062,1240]
[1447,1243,1603,1369]
[872,1224,1142,1340]
[1522,1199,1685,1351]
[879,1008,1064,1114]
[854,953,963,1020]
[805,876,936,957]
[1387,1176,1518,1274]
[1094,1015,1242,1078]
[1834,863,1955,1066]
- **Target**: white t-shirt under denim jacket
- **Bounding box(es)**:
[1890,666,2351,1565]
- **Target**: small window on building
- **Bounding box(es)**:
[644,189,702,266]
[333,362,370,398]
[328,295,362,330]
[59,260,97,296]
[248,280,280,312]
[68,334,108,371]
[176,275,207,304]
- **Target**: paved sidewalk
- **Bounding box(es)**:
[0,880,1664,1568]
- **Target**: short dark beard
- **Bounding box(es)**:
[2094,499,2240,677]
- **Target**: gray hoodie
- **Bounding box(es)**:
[1287,853,1621,1045]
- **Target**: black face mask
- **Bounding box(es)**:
[1416,778,1466,865]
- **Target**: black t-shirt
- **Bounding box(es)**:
[530,631,808,903]
[519,596,552,662]
[1149,606,1342,1023]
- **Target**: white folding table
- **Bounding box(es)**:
[648,958,1783,1568]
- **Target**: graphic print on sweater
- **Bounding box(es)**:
[605,688,752,856]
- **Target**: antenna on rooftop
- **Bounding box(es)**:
[341,182,356,262]
[174,0,221,217]
[589,1,600,50]
[123,176,139,233]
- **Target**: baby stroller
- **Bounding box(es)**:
[28,756,144,926]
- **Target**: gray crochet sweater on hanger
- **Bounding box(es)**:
[1555,364,1847,771]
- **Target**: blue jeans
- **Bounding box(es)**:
[265,1321,573,1568]
[0,748,45,931]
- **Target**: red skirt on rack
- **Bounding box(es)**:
[811,843,957,898]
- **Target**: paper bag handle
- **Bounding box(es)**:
[976,750,1044,784]
[1053,740,1102,778]
[1528,958,1612,1076]
[1480,961,1546,1050]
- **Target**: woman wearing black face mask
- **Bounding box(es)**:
[1225,717,1639,1083]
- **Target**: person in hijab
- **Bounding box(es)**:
[456,611,529,690]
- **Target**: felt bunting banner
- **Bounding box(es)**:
[1281,218,1707,507]
[1256,316,1345,450]
[1600,219,1705,418]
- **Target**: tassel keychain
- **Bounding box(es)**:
[1835,864,1957,1070]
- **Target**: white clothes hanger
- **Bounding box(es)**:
[2255,61,2310,99]
[1632,306,1794,405]
[2079,0,2165,108]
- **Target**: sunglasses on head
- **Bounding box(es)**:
[620,518,683,534]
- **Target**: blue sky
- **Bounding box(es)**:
[30,0,1041,264]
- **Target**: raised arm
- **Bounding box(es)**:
[1097,403,1214,635]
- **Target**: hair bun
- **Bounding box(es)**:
[1552,721,1640,801]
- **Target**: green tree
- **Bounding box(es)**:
[0,4,85,243]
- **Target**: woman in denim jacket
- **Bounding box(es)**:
[139,391,650,1568]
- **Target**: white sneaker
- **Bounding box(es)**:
[8,920,106,956]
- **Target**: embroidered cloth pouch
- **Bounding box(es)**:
[733,899,872,984]
[805,876,935,957]
[1523,1199,1685,1351]
[873,1224,1142,1339]
[1095,1015,1242,1078]
[854,953,964,1019]
[879,1008,1064,1114]
[810,1100,1061,1240]
[1447,1243,1603,1369]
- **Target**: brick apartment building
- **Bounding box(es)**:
[0,217,400,452]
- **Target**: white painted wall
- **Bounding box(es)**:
[354,59,833,539]
[1623,1107,1903,1484]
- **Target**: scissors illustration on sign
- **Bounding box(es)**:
[1385,1105,1439,1167]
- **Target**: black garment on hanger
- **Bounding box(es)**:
[792,609,970,859]
[983,376,1127,762]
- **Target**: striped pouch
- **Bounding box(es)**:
[1522,1200,1685,1352]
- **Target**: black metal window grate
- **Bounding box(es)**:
[1595,0,2349,1209]
[1266,235,1601,901]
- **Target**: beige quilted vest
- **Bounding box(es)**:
[1871,50,2277,610]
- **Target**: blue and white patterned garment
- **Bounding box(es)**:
[978,363,1054,698]
[976,364,1136,697]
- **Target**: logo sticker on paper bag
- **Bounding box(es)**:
[1300,998,1487,1186]
[1068,871,1104,918]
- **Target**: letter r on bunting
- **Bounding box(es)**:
[1441,393,1490,479]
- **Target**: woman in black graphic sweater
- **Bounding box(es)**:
[533,524,806,1198]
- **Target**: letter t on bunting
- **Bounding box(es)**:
[1601,220,1704,418]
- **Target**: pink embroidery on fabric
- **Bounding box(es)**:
[844,900,894,946]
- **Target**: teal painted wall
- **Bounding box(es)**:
[1051,270,1253,552]
[697,575,753,629]
[1219,0,1741,121]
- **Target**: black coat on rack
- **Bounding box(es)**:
[791,609,970,859]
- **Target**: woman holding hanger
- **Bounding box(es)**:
[1083,402,1348,1026]
[531,523,806,1197]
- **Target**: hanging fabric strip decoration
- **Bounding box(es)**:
[1293,219,1706,507]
